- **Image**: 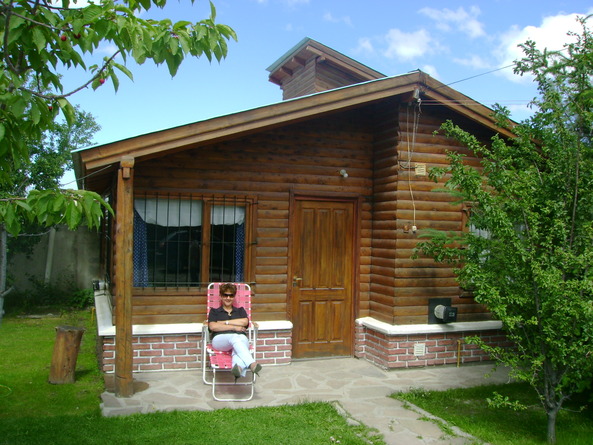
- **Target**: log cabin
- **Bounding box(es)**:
[74,38,512,395]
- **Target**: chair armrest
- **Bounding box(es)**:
[202,322,210,342]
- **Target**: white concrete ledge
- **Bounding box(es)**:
[94,292,292,337]
[356,316,502,335]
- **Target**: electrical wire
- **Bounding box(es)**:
[59,164,112,188]
[404,95,421,230]
[436,63,516,89]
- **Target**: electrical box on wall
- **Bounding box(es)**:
[415,163,426,176]
[428,298,458,324]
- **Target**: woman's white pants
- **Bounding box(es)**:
[211,333,255,377]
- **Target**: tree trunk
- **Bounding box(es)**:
[0,225,6,326]
[546,405,558,444]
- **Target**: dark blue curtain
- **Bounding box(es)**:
[133,209,148,287]
[234,223,245,281]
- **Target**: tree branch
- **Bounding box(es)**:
[19,51,121,100]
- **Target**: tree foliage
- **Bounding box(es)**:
[416,16,593,444]
[0,0,236,235]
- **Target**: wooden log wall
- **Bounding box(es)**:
[369,100,399,322]
[131,105,377,325]
[373,103,492,324]
[118,98,494,326]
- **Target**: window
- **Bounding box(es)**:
[132,194,252,287]
[460,204,490,298]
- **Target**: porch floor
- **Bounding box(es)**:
[101,358,510,444]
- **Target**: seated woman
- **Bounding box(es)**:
[208,283,262,380]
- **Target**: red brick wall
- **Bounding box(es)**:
[100,325,507,372]
[100,329,293,373]
[255,329,292,366]
[354,324,510,369]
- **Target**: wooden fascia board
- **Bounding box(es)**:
[308,46,382,81]
[80,75,422,170]
[421,76,516,139]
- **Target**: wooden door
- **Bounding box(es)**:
[290,199,355,358]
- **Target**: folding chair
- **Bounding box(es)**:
[202,282,258,401]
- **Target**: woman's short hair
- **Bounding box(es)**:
[219,283,237,295]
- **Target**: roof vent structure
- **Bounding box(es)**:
[267,38,386,100]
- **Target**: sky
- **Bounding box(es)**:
[59,0,593,186]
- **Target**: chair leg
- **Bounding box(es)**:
[211,369,255,402]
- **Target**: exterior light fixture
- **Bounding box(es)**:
[339,169,348,178]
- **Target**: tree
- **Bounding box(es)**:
[1,0,236,228]
[0,107,99,317]
[6,105,99,256]
[0,0,236,321]
[416,17,593,444]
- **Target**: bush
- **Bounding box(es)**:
[4,275,94,313]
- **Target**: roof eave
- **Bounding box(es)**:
[74,71,515,185]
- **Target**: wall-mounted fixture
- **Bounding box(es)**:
[428,298,458,324]
[92,279,107,291]
[339,169,348,178]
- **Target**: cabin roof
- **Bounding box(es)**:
[73,69,513,192]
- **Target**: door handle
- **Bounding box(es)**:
[293,276,303,287]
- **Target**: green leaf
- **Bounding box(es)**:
[3,203,22,236]
[64,201,83,229]
[110,71,120,92]
[83,4,104,23]
[31,27,47,52]
[57,98,76,125]
[209,1,217,20]
[14,200,32,212]
[10,97,27,118]
[113,62,134,81]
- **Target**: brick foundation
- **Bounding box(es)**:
[99,328,293,373]
[96,294,508,373]
[354,320,510,369]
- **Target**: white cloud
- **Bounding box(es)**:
[496,11,593,82]
[99,43,119,57]
[323,12,352,27]
[354,37,375,56]
[421,64,440,80]
[453,54,492,70]
[383,28,437,60]
[419,6,485,39]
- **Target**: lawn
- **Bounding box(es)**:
[0,309,384,445]
[393,382,593,444]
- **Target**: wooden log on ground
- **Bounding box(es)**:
[49,326,85,384]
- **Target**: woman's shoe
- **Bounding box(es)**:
[231,364,241,383]
[251,363,262,376]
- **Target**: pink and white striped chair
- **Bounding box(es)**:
[201,282,258,401]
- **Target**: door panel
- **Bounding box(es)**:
[291,199,355,358]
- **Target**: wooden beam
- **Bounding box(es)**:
[114,156,135,397]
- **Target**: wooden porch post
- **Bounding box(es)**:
[114,156,135,397]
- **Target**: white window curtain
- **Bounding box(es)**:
[211,204,245,225]
[134,198,202,227]
[134,199,245,226]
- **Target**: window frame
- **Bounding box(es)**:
[132,192,256,289]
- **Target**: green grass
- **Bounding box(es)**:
[0,310,384,445]
[393,382,593,445]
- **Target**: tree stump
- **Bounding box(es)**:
[49,326,85,384]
